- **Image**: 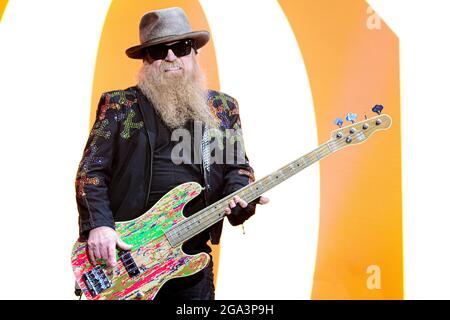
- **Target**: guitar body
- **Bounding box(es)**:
[71,182,210,300]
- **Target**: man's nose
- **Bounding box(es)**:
[165,49,177,62]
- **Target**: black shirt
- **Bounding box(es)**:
[147,114,211,254]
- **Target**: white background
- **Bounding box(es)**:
[0,0,449,299]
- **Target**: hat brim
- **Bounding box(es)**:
[125,30,210,59]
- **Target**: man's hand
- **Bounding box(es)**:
[87,226,132,267]
[224,195,270,215]
[224,195,270,226]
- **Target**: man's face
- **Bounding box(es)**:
[137,39,215,130]
[143,40,195,79]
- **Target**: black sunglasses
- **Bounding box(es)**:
[145,40,196,60]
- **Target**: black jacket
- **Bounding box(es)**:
[75,86,256,244]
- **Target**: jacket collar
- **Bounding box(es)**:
[135,86,157,152]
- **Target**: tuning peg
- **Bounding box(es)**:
[372,104,384,115]
[334,117,344,128]
[345,113,357,124]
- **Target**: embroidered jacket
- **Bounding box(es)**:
[75,86,256,244]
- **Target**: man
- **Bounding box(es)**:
[75,7,268,300]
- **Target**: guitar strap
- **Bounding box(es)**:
[201,124,211,180]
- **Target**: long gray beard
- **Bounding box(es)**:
[137,60,218,130]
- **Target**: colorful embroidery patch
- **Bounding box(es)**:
[76,175,100,197]
[120,109,144,139]
[98,103,121,121]
[90,119,111,140]
[106,90,136,107]
[208,91,239,129]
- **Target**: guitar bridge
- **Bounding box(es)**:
[119,251,141,278]
[82,266,111,297]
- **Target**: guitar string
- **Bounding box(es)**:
[166,124,382,244]
[166,128,373,244]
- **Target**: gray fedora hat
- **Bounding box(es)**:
[126,7,210,59]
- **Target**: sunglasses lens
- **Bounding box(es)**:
[146,45,168,60]
[146,40,193,60]
[171,41,192,57]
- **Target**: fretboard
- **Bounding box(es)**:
[165,140,337,247]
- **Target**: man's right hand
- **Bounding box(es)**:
[87,226,132,267]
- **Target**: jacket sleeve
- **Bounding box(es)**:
[75,93,119,237]
[221,100,258,226]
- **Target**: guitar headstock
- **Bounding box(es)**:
[329,105,392,151]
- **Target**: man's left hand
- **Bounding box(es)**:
[224,195,269,215]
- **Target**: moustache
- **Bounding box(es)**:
[159,61,184,73]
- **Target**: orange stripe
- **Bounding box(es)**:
[0,0,8,23]
[91,0,221,285]
[278,0,403,299]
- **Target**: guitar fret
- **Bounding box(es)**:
[171,206,227,245]
[302,157,309,167]
[327,141,334,153]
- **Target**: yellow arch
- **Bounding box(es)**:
[0,0,8,23]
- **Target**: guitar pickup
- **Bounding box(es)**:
[119,251,141,278]
[82,266,111,297]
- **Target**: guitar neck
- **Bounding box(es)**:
[165,140,337,247]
